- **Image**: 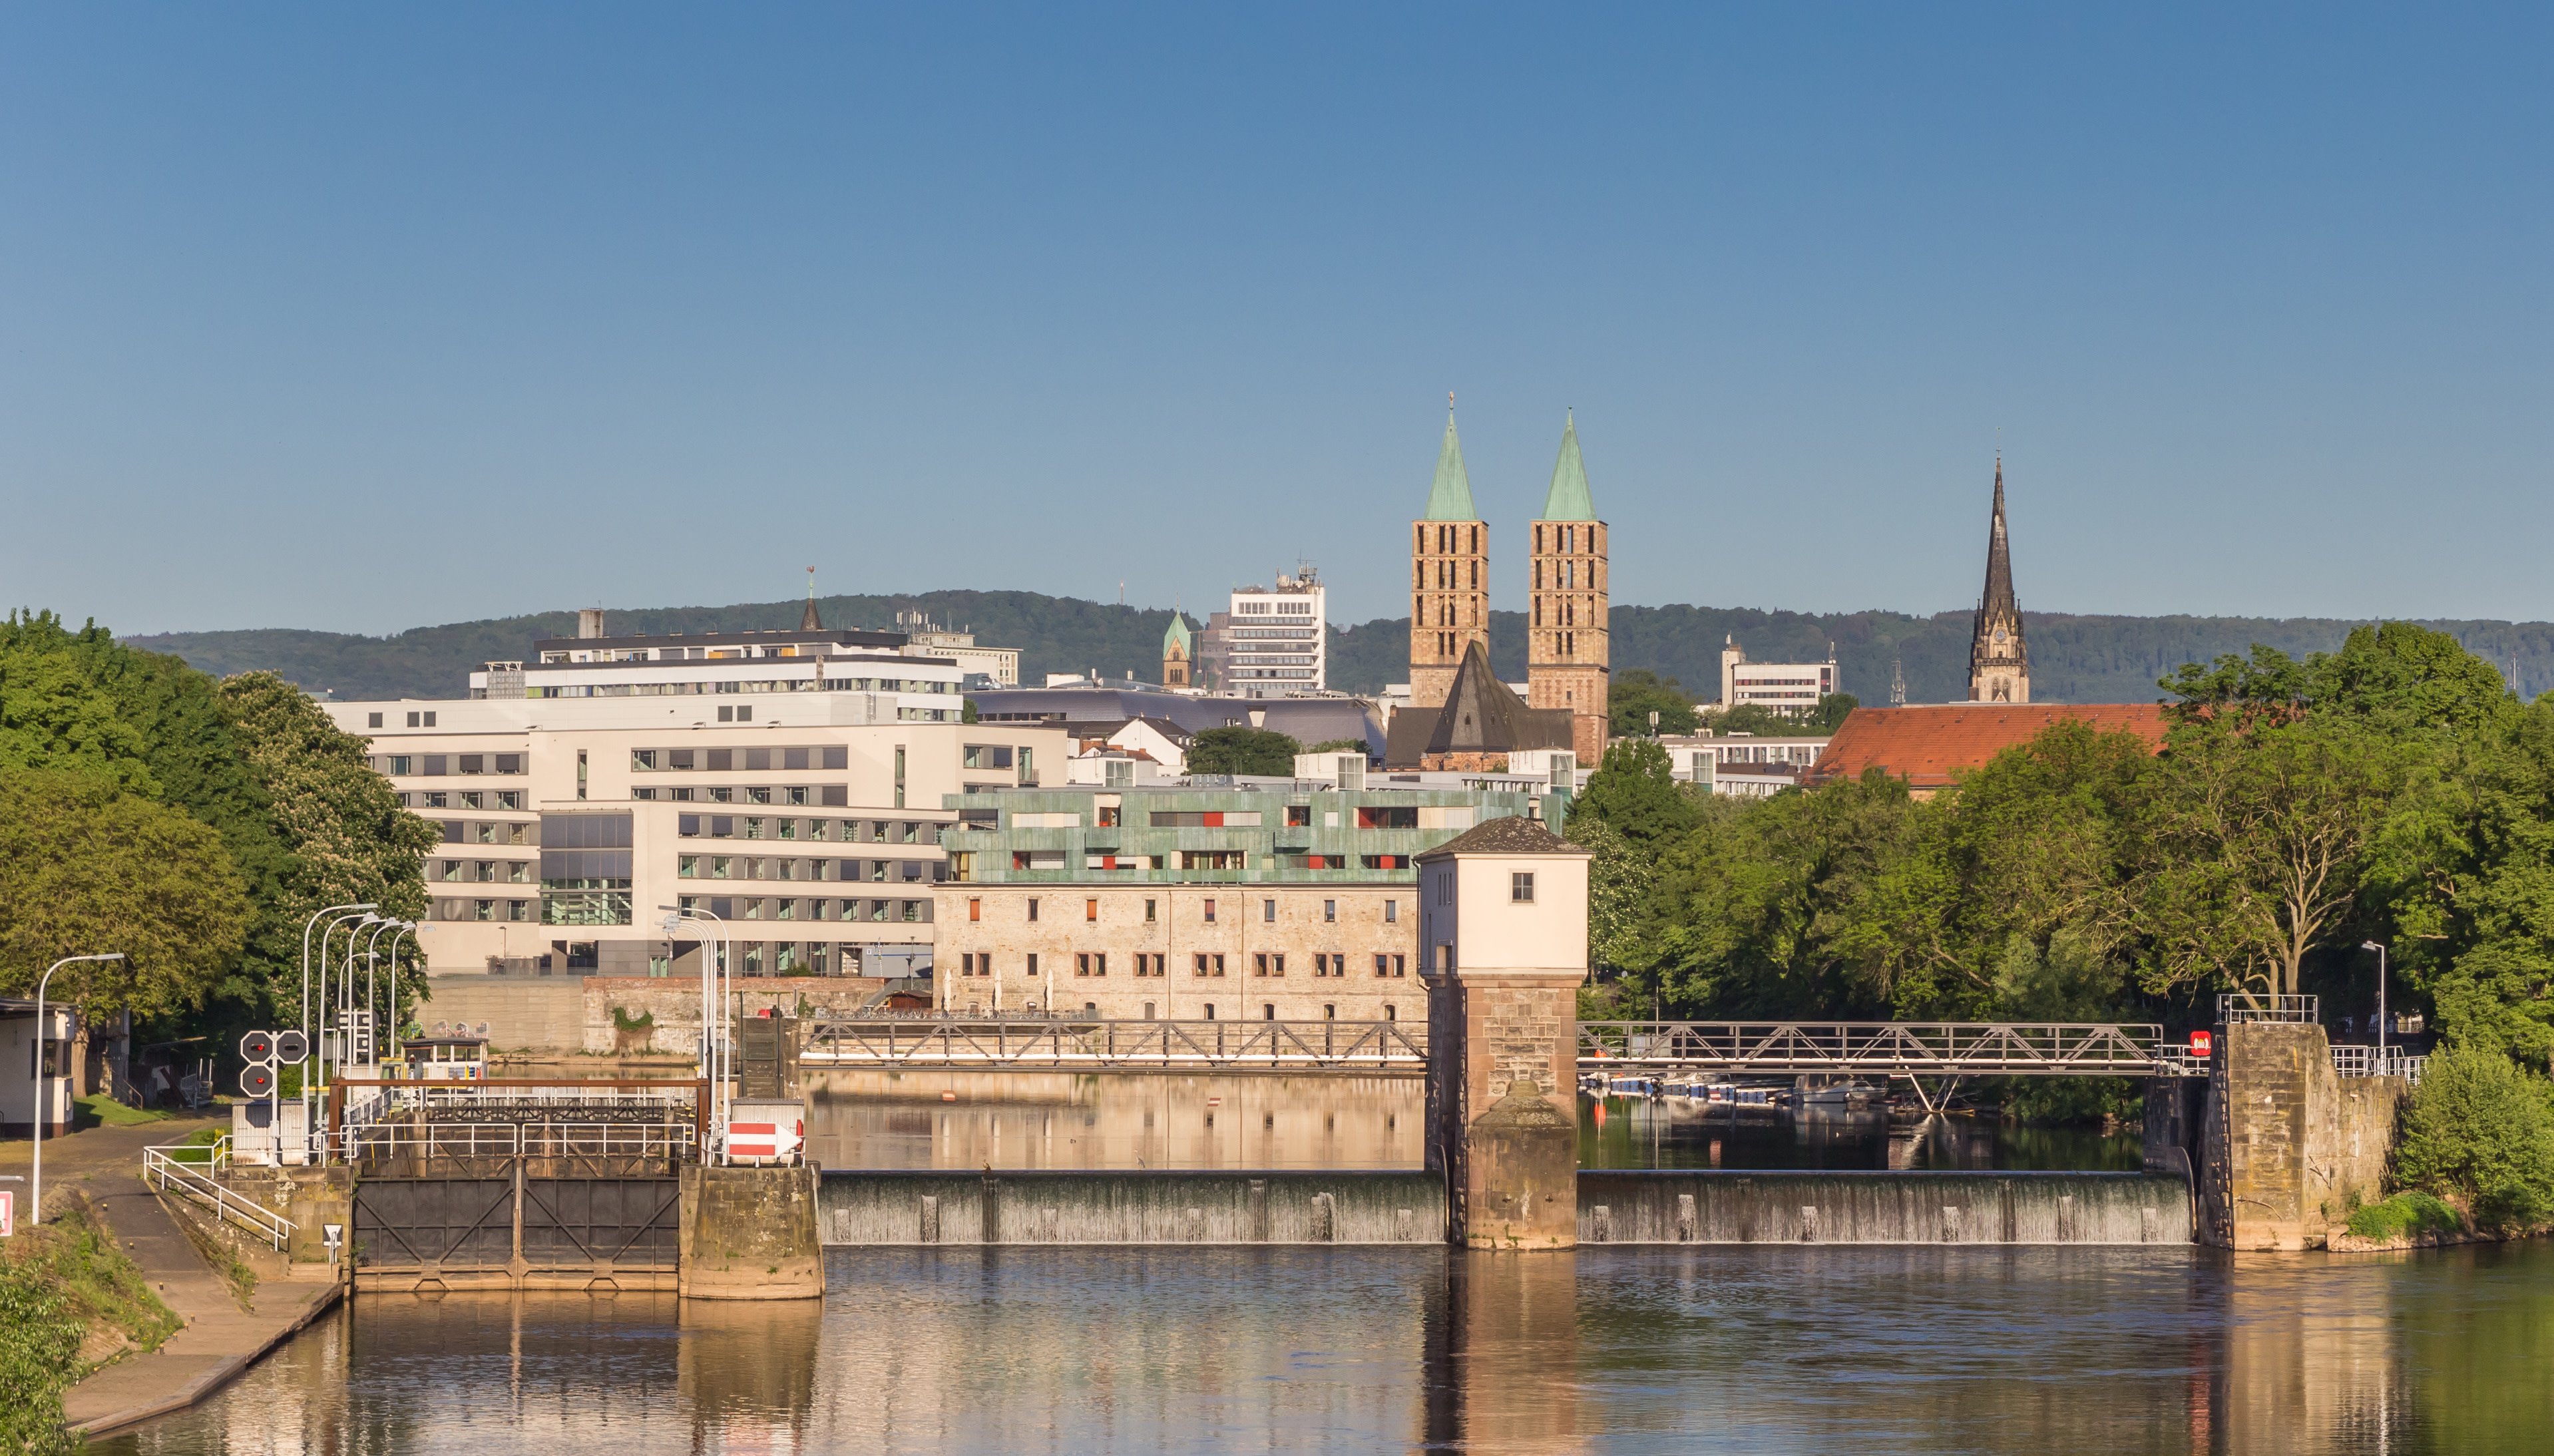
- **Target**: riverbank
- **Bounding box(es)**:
[0,1196,180,1451]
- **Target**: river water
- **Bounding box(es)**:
[92,1079,2554,1453]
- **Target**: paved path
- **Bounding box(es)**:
[3,1118,344,1440]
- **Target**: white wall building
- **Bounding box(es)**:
[329,616,1068,982]
[1221,566,1327,697]
[1719,636,1839,719]
[1659,733,1832,799]
[894,610,1022,687]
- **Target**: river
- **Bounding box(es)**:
[89,1079,2554,1453]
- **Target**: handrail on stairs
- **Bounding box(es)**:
[143,1143,297,1251]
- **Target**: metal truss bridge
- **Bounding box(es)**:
[798,1018,1431,1071]
[1579,1022,2203,1079]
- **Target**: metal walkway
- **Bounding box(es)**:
[1580,1021,2203,1077]
[799,1018,1430,1070]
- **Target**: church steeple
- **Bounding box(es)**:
[1527,411,1609,762]
[1968,457,2029,703]
[801,568,823,632]
[1408,395,1490,713]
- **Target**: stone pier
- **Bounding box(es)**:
[1416,817,1592,1250]
[2176,1021,2409,1250]
[678,1164,825,1298]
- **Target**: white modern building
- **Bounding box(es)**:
[1719,636,1839,719]
[1218,566,1327,696]
[1658,732,1832,799]
[329,612,1069,982]
[893,609,1022,687]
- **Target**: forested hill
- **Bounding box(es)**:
[125,590,2554,705]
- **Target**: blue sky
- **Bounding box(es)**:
[4,5,2549,636]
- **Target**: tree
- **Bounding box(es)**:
[1699,703,1795,737]
[2134,714,2408,1001]
[218,673,438,988]
[2393,1043,2554,1230]
[960,697,980,724]
[1572,739,1700,849]
[0,614,160,795]
[1608,669,1697,737]
[1809,693,1860,733]
[1184,727,1302,777]
[1307,737,1369,755]
[0,770,252,1021]
[1571,815,1657,976]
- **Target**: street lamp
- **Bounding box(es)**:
[358,919,402,1067]
[2362,940,2388,1061]
[31,953,123,1227]
[300,904,376,1063]
[324,914,385,1082]
[660,904,728,1127]
[377,922,417,1064]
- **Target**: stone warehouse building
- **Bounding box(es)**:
[931,766,1564,1021]
[323,610,1068,980]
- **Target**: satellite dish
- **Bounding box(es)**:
[240,1064,275,1097]
[240,1030,274,1062]
[274,1030,309,1065]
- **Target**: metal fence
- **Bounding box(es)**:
[2330,1045,2428,1084]
[346,1121,696,1165]
[143,1140,297,1250]
[800,1017,1429,1069]
[2219,994,2320,1024]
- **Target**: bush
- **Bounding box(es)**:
[2346,1191,2465,1242]
[0,1260,83,1455]
[2394,1043,2554,1230]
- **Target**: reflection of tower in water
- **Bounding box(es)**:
[1420,1253,1585,1453]
[681,1294,823,1451]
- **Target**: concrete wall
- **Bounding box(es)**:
[582,976,895,1055]
[420,976,584,1051]
[2200,1021,2408,1250]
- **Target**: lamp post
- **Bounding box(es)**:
[325,914,384,1084]
[300,904,377,1064]
[660,904,728,1130]
[31,953,124,1227]
[385,922,417,1063]
[2361,940,2388,1061]
[359,919,402,1067]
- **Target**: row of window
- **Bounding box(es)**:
[677,814,939,843]
[636,785,852,806]
[676,895,930,924]
[632,746,855,772]
[369,711,438,728]
[410,791,523,811]
[534,679,954,698]
[378,753,525,777]
[441,822,531,845]
[978,896,1402,925]
[953,952,1408,979]
[678,855,935,883]
[435,860,529,883]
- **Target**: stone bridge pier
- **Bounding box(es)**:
[1417,818,1592,1250]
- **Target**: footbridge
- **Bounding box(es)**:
[797,1017,1432,1071]
[1579,1021,2205,1079]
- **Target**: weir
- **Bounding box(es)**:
[1575,1170,2193,1245]
[819,1169,1447,1245]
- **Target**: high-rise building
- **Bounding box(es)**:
[1223,568,1326,697]
[1526,413,1609,761]
[1968,458,2029,704]
[1408,403,1488,712]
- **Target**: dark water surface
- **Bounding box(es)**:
[100,1240,2554,1454]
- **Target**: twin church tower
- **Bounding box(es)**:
[1406,405,1609,761]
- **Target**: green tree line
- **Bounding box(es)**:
[1571,623,2554,1077]
[0,611,436,1041]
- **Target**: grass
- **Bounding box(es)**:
[71,1092,173,1130]
[2346,1191,2467,1242]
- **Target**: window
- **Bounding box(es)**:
[1512,872,1536,903]
[1193,953,1225,977]
[475,899,493,921]
[1203,899,1216,924]
[1264,1004,1277,1020]
[1086,898,1098,922]
[1361,855,1410,870]
[1263,898,1277,923]
[1077,952,1107,978]
[679,856,700,878]
[509,900,529,922]
[1028,898,1040,922]
[1203,1004,1216,1021]
[745,817,765,839]
[368,712,383,729]
[712,857,733,879]
[476,822,495,844]
[498,792,522,811]
[1144,898,1157,923]
[901,901,919,922]
[1324,899,1337,922]
[1026,953,1039,978]
[1286,805,1311,827]
[968,897,981,922]
[424,792,447,809]
[1357,806,1418,829]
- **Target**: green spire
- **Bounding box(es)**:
[1162,610,1193,655]
[1539,410,1596,520]
[1420,398,1478,521]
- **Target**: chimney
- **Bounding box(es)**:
[578,609,606,639]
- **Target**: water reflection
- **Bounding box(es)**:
[1580,1094,2146,1172]
[803,1069,1426,1169]
[101,1242,2554,1454]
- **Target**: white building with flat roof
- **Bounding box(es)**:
[1219,566,1327,697]
[1719,636,1838,719]
[329,612,1069,982]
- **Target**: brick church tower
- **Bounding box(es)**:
[1409,400,1490,712]
[1526,413,1609,761]
[1968,457,2029,703]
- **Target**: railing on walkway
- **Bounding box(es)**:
[2331,1045,2428,1083]
[800,1017,1430,1069]
[2219,994,2319,1024]
[346,1121,696,1165]
[1579,1021,2184,1076]
[143,1140,297,1250]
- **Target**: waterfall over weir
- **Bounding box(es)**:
[1576,1171,2193,1245]
[820,1171,1449,1246]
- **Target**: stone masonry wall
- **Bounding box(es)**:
[581,976,896,1055]
[2203,1021,2408,1250]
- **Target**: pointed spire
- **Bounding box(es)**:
[1981,455,2015,615]
[1420,395,1478,521]
[801,567,822,632]
[1162,606,1193,654]
[1539,409,1596,520]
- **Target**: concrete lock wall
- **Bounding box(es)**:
[678,1165,824,1298]
[2199,1021,2408,1250]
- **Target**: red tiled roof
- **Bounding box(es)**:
[1806,703,2170,791]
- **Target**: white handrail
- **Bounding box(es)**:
[143,1145,296,1250]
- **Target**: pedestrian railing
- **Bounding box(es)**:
[2219,994,2319,1024]
[346,1120,696,1165]
[142,1142,296,1250]
[2332,1045,2427,1083]
[1579,1021,2178,1076]
[801,1017,1430,1069]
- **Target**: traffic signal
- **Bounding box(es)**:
[240,1029,274,1062]
[240,1063,275,1098]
